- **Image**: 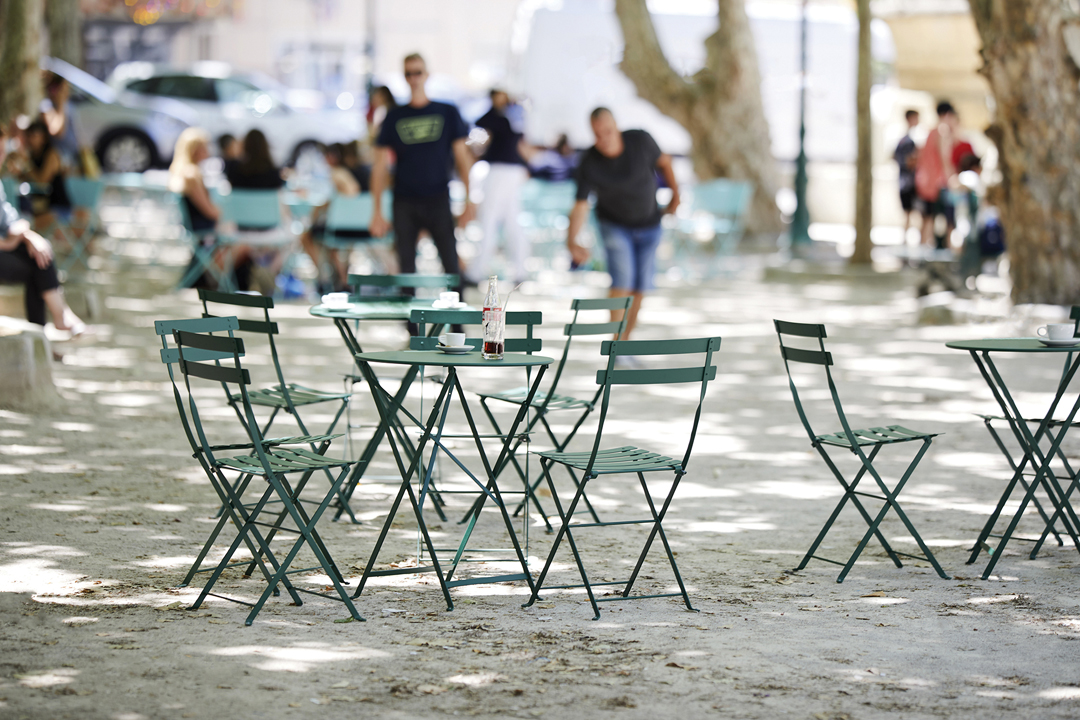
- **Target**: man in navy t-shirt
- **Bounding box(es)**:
[370,53,474,289]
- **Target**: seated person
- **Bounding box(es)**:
[218,133,243,179]
[19,118,71,226]
[224,129,288,294]
[300,143,371,293]
[0,131,84,336]
[168,128,222,289]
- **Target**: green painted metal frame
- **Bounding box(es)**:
[522,336,721,619]
[478,296,634,532]
[408,308,543,526]
[157,316,362,625]
[776,320,949,583]
[199,289,356,525]
[948,337,1080,580]
[173,190,236,293]
[348,351,551,608]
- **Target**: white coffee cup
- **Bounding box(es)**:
[439,291,460,306]
[322,292,349,307]
[439,332,466,347]
[1038,323,1074,341]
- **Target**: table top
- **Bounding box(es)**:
[946,338,1080,353]
[355,350,553,368]
[310,299,467,321]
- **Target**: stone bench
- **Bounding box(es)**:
[0,316,60,411]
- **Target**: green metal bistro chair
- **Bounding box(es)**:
[478,296,634,530]
[347,272,459,299]
[173,190,235,292]
[158,316,362,625]
[523,336,721,619]
[199,289,356,522]
[774,320,949,583]
[407,307,543,524]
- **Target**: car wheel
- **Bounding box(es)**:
[99,131,155,173]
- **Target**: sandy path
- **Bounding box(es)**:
[2,254,1080,720]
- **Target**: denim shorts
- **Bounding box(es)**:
[598,220,663,292]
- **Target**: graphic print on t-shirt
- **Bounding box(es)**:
[396,115,445,144]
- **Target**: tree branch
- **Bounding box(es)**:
[613,0,694,121]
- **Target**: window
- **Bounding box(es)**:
[138,75,217,102]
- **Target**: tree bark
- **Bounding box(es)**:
[45,0,81,67]
[0,0,45,127]
[614,0,782,235]
[968,0,1080,304]
[851,0,873,265]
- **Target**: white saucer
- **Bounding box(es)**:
[322,303,352,311]
[432,300,468,309]
[437,344,472,354]
[1038,338,1080,347]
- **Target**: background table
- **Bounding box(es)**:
[947,338,1080,578]
[349,350,553,609]
[311,299,472,519]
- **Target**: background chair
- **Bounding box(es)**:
[55,177,105,276]
[523,336,721,619]
[774,319,949,583]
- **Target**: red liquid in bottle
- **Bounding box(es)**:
[483,340,504,356]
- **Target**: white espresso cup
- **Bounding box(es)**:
[322,292,349,307]
[439,332,467,347]
[1038,323,1074,341]
[439,291,460,305]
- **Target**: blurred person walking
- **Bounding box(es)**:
[915,101,959,249]
[566,108,679,344]
[466,88,530,285]
[369,53,473,292]
[894,109,920,242]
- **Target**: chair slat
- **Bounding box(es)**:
[198,288,274,309]
[774,320,827,338]
[160,347,235,364]
[350,273,458,289]
[781,346,833,366]
[571,297,635,311]
[565,321,624,337]
[179,358,250,385]
[175,330,244,355]
[596,365,717,386]
[601,337,721,356]
[155,316,239,337]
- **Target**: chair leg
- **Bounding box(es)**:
[796,444,903,574]
[623,472,696,612]
[522,459,601,619]
[838,439,949,582]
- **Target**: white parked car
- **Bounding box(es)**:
[44,57,193,173]
[108,62,364,168]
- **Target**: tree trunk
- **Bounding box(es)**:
[45,0,81,67]
[0,0,44,127]
[968,0,1080,304]
[614,0,782,235]
[851,0,873,265]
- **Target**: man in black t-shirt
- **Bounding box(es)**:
[467,89,530,285]
[369,53,474,289]
[567,108,679,342]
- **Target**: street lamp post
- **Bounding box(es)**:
[790,0,811,248]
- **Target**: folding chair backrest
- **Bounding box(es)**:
[155,315,242,460]
[219,189,281,230]
[1070,306,1080,335]
[409,308,542,353]
[198,288,289,396]
[348,273,458,299]
[774,319,858,446]
[172,327,273,470]
[64,177,105,211]
[326,193,373,233]
[588,336,721,474]
[540,296,634,404]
